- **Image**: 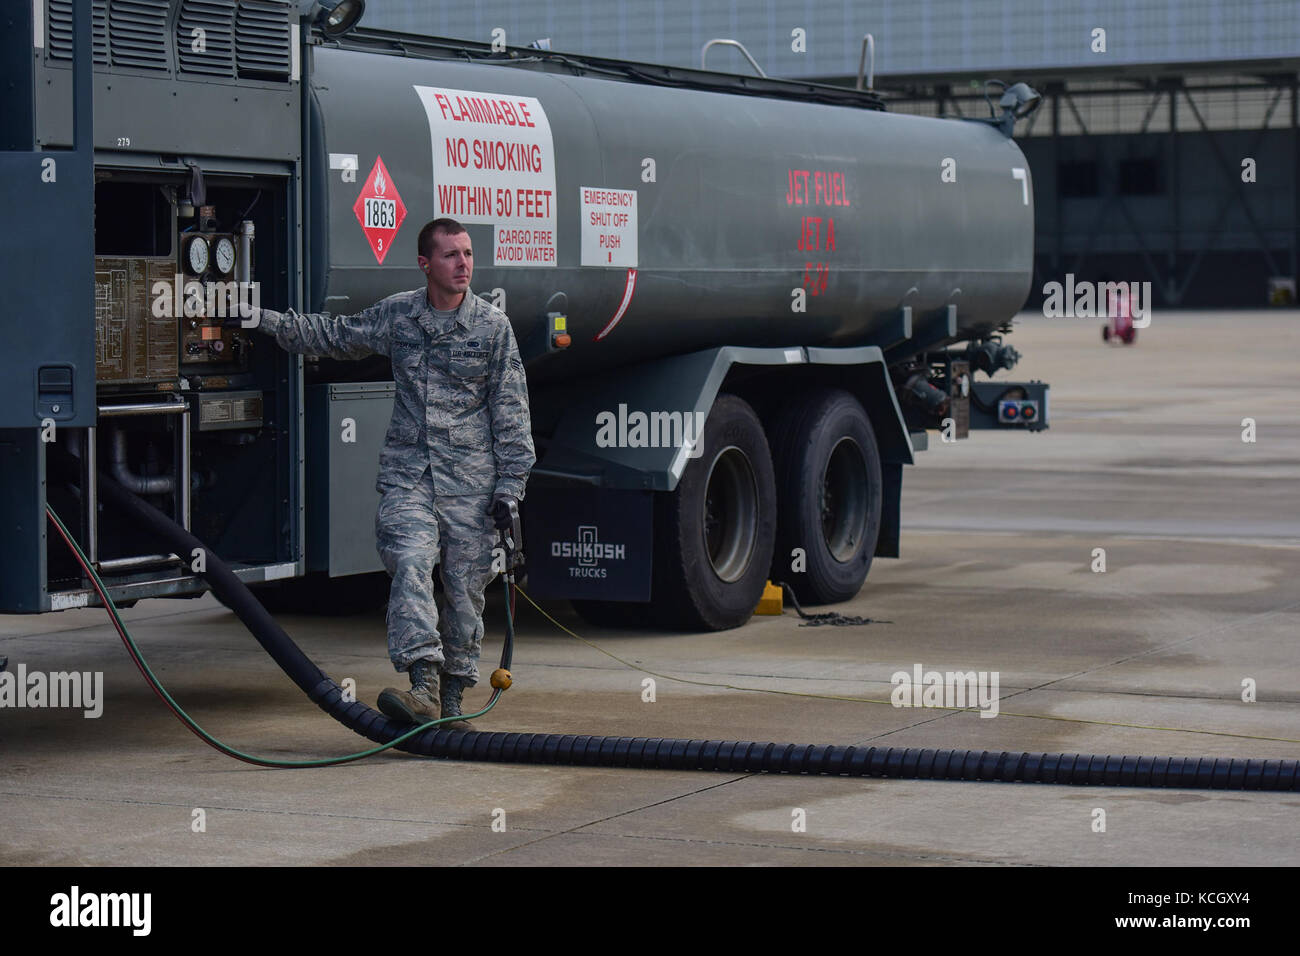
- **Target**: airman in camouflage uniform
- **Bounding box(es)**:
[250,218,533,731]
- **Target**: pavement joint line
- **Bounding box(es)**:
[458,665,1300,707]
[1017,686,1300,705]
[483,826,1039,866]
[0,605,235,644]
[453,774,751,867]
[897,528,1300,547]
[0,792,1041,866]
[843,678,1300,746]
[1095,573,1220,644]
[450,664,1300,708]
[11,588,1298,751]
[41,674,1300,742]
[901,482,1057,508]
[852,703,970,744]
[574,830,1047,866]
[9,678,1298,746]
[510,597,1299,705]
[14,641,1298,710]
[997,597,1300,709]
[0,788,562,835]
[34,643,1273,703]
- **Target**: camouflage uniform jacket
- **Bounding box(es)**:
[256,288,534,498]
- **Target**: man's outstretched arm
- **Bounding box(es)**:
[248,302,390,360]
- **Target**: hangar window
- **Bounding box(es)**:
[1058,161,1099,198]
[1119,158,1163,196]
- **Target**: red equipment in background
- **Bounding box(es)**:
[1102,285,1137,345]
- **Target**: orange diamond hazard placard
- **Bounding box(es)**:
[353,156,406,264]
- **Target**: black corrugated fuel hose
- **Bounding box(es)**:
[77,471,1299,790]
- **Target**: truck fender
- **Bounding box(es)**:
[534,344,913,499]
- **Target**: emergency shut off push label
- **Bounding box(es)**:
[414,85,557,267]
[580,187,637,268]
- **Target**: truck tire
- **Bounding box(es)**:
[651,394,777,631]
[768,388,882,604]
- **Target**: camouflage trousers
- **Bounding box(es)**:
[375,466,496,684]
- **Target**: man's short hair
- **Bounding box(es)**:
[418,218,468,260]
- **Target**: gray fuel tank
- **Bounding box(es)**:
[307,46,1033,382]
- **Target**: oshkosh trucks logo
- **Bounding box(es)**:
[551,525,626,578]
[353,156,407,265]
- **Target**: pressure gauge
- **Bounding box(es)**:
[213,236,236,276]
[185,236,210,275]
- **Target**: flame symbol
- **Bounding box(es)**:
[374,165,386,196]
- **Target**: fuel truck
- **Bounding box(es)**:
[0,1,1047,631]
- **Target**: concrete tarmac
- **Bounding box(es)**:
[2,311,1298,866]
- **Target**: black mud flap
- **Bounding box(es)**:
[524,487,653,601]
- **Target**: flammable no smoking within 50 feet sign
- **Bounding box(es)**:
[413,85,558,267]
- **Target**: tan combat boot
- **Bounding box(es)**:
[439,672,475,732]
[377,659,441,725]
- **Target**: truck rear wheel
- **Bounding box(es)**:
[769,388,882,604]
[651,394,776,631]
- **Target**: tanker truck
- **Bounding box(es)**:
[0,2,1047,630]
